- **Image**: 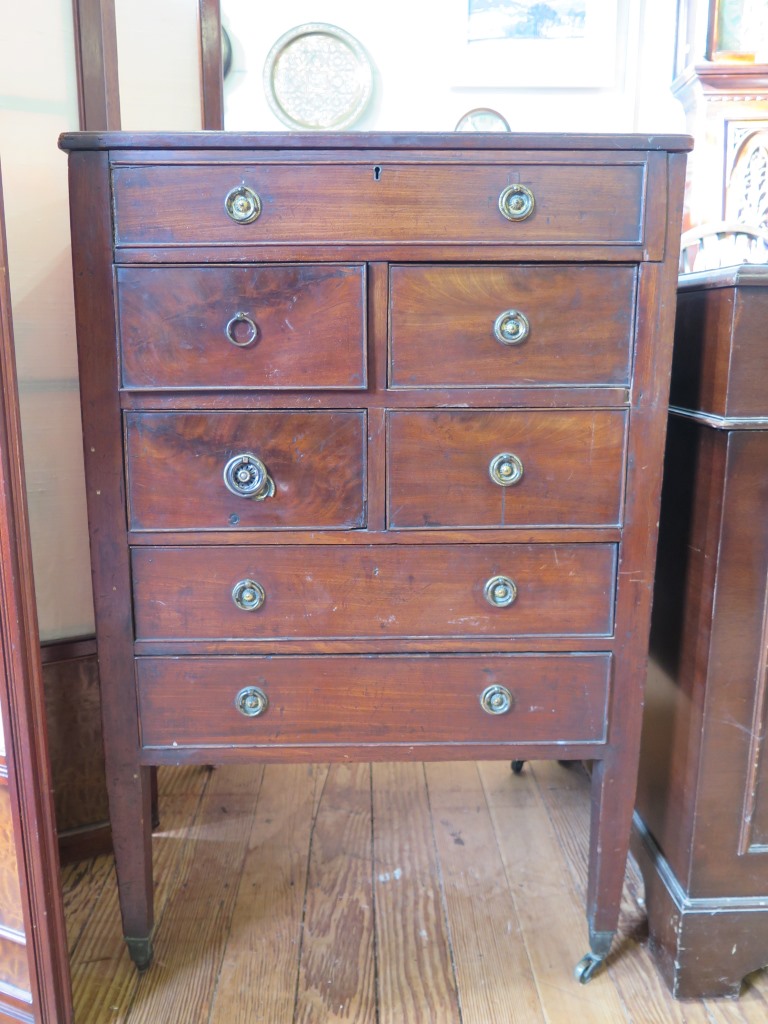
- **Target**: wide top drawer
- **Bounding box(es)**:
[111,161,648,249]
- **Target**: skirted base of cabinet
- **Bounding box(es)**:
[632,814,768,999]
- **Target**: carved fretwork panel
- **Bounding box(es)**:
[726,126,768,231]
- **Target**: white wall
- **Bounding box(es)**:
[223,0,685,135]
[115,0,203,131]
[0,0,94,641]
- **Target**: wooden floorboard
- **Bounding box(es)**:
[126,766,263,1024]
[294,762,376,1024]
[372,762,460,1024]
[425,760,545,1024]
[479,759,630,1024]
[527,760,715,1024]
[62,761,768,1024]
[208,763,325,1024]
[66,768,212,1024]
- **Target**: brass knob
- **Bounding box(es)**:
[493,309,530,346]
[223,453,275,500]
[489,453,524,487]
[480,684,513,716]
[499,183,535,222]
[235,686,269,717]
[224,185,262,224]
[225,312,259,348]
[232,578,265,611]
[484,575,517,608]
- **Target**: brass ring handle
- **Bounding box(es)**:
[235,686,269,717]
[489,453,524,487]
[493,309,530,346]
[498,183,535,222]
[484,575,517,608]
[225,312,259,348]
[480,684,514,716]
[232,578,265,612]
[224,185,262,223]
[223,453,275,500]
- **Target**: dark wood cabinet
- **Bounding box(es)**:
[634,265,768,998]
[60,131,689,981]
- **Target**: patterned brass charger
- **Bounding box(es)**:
[263,23,373,130]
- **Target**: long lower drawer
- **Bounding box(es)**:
[131,543,617,641]
[136,653,612,749]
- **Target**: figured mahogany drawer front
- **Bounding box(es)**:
[117,264,366,390]
[131,543,617,641]
[112,162,646,247]
[136,653,612,749]
[125,411,366,531]
[389,265,636,388]
[387,409,626,529]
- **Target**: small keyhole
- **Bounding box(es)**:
[373,165,382,181]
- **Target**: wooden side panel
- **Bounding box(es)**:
[671,278,768,420]
[68,150,155,948]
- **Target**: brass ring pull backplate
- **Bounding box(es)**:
[235,686,269,717]
[232,578,266,611]
[493,309,530,346]
[480,684,514,715]
[484,575,518,608]
[489,452,524,487]
[498,183,535,222]
[224,185,262,223]
[225,312,259,348]
[223,453,275,500]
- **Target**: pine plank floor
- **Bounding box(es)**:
[62,760,768,1023]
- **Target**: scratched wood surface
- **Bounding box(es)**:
[62,761,768,1023]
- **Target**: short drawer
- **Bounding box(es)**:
[136,653,612,749]
[117,264,366,390]
[112,161,646,247]
[131,543,617,641]
[389,265,636,388]
[387,409,626,529]
[125,411,366,531]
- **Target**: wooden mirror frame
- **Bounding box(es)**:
[0,168,73,1022]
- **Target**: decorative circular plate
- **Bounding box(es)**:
[455,108,511,133]
[264,23,373,130]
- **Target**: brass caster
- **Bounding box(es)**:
[125,935,154,972]
[511,760,525,775]
[574,951,604,984]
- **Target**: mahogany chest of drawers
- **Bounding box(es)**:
[60,131,689,979]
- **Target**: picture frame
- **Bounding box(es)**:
[706,0,764,62]
[453,0,618,89]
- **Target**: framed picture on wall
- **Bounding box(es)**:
[706,0,767,62]
[453,0,618,88]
